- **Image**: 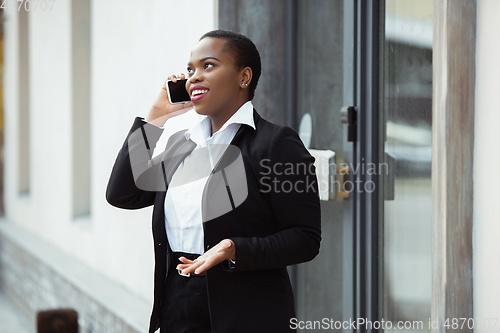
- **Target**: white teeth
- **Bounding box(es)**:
[192,89,208,97]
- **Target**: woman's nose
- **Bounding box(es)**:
[188,69,203,83]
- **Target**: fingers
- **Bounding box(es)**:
[175,239,235,275]
[177,258,207,275]
[178,256,194,264]
[176,257,194,272]
[193,260,212,275]
[176,252,218,275]
[176,255,205,273]
[167,73,186,83]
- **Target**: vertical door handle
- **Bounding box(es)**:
[384,151,395,200]
[341,106,357,142]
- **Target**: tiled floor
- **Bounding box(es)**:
[0,290,35,333]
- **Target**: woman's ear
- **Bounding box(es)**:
[240,67,253,88]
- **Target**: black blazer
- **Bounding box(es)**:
[106,109,321,333]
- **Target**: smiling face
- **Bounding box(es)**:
[186,37,249,118]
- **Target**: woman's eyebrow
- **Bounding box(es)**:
[187,56,222,66]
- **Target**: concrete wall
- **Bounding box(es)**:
[2,0,213,313]
[218,0,288,126]
[0,221,151,332]
[473,0,500,331]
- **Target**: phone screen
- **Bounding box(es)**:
[167,79,191,104]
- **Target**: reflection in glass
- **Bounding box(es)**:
[382,1,433,332]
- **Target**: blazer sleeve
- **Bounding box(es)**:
[224,125,322,272]
[105,117,166,209]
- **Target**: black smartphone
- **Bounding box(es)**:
[166,79,191,104]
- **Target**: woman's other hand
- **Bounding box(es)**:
[176,239,236,275]
[145,73,193,127]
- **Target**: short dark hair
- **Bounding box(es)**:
[200,29,261,100]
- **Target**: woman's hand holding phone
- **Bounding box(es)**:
[145,73,193,127]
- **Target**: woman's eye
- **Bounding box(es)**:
[187,68,193,75]
[205,62,214,69]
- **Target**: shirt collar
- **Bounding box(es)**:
[185,100,256,143]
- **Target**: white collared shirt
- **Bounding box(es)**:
[164,101,256,254]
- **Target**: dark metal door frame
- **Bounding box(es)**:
[343,1,384,332]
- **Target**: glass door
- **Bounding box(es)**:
[381,1,433,332]
[293,0,354,331]
[292,1,433,332]
[337,1,433,332]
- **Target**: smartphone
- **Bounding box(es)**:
[166,79,191,104]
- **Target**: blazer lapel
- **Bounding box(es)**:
[205,108,261,183]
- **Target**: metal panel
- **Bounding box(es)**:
[342,1,383,332]
[342,0,357,331]
[354,0,382,330]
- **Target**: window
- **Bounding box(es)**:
[72,0,91,218]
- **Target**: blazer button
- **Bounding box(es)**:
[206,244,210,250]
[158,243,162,246]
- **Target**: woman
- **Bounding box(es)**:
[106,29,321,333]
